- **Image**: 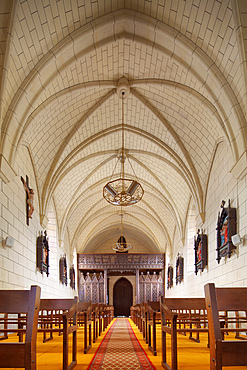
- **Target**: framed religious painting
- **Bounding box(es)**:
[36,231,49,276]
[216,199,236,263]
[70,265,76,290]
[167,265,173,289]
[176,254,184,285]
[59,256,67,285]
[194,229,208,275]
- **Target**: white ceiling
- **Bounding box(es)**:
[1,0,246,256]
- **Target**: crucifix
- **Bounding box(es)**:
[21,175,34,225]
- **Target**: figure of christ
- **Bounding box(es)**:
[197,240,202,261]
[220,217,228,246]
[21,176,34,219]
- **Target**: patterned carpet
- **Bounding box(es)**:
[87,318,156,370]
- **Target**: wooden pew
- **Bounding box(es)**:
[106,305,114,326]
[0,285,41,370]
[98,304,105,335]
[234,310,247,339]
[204,283,247,370]
[140,302,148,342]
[134,304,141,331]
[160,296,208,370]
[136,304,141,331]
[0,314,8,340]
[78,301,92,354]
[147,300,161,356]
[92,303,99,343]
[39,297,78,370]
[130,305,134,321]
[130,304,140,328]
[103,305,109,330]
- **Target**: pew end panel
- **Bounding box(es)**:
[0,285,41,370]
[160,297,178,370]
[204,283,247,370]
[39,296,78,370]
[147,300,161,356]
[78,301,92,354]
[160,296,208,370]
[92,303,99,343]
[62,298,78,370]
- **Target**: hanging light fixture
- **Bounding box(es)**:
[112,208,133,253]
[103,78,144,206]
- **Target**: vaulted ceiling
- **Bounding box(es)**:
[1,0,246,256]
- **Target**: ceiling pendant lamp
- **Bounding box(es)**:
[112,208,133,253]
[103,78,144,207]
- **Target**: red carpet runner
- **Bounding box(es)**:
[87,318,156,370]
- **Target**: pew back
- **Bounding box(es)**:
[0,291,30,313]
[39,297,78,370]
[78,301,92,353]
[165,297,206,311]
[204,283,247,370]
[160,296,208,370]
[40,298,76,311]
[0,285,41,370]
[215,287,247,311]
[147,300,161,356]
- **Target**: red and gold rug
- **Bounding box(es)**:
[87,318,156,370]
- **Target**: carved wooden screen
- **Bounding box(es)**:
[79,272,104,303]
[78,253,165,304]
[139,272,163,303]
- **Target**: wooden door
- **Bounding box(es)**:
[113,278,133,317]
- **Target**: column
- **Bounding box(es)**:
[136,269,139,304]
[104,269,108,304]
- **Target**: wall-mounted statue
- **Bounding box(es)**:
[21,175,34,225]
[216,200,236,263]
[194,229,208,275]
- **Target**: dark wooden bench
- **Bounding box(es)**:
[147,300,161,356]
[95,303,114,334]
[137,304,142,331]
[136,304,142,331]
[0,314,8,341]
[140,302,148,342]
[92,303,99,343]
[0,285,41,370]
[39,297,78,370]
[130,304,140,328]
[204,283,247,370]
[105,305,114,327]
[160,296,208,370]
[130,305,134,320]
[78,301,92,354]
[98,304,105,335]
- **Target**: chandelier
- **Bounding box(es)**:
[103,78,144,206]
[112,209,133,253]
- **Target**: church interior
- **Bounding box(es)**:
[0,0,247,369]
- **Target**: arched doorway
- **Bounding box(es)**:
[113,278,133,317]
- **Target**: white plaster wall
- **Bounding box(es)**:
[166,141,247,298]
[0,146,76,298]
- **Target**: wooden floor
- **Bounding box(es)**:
[2,318,247,369]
